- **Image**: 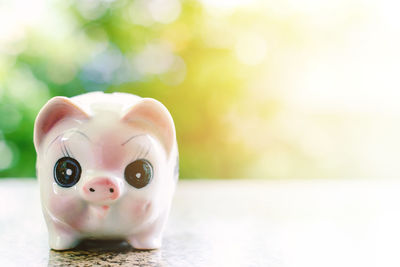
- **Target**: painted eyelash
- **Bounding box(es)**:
[66,145,73,157]
[132,145,151,162]
[60,143,67,157]
[61,140,73,158]
[143,146,150,158]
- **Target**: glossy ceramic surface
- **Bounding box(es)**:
[33,92,178,250]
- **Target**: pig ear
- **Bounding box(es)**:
[122,98,176,157]
[34,96,89,150]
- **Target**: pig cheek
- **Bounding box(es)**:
[121,197,152,223]
[132,199,152,218]
[49,194,85,228]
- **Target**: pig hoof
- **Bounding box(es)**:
[127,236,162,250]
[49,233,80,250]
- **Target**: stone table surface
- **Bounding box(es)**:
[1,178,400,267]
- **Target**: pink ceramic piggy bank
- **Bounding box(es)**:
[33,92,178,250]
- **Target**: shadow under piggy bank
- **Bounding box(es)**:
[47,239,162,267]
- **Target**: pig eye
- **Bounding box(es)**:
[54,157,82,187]
[124,159,153,189]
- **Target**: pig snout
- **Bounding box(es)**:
[82,177,120,203]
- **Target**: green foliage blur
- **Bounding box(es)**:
[0,0,255,178]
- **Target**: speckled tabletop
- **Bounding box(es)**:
[1,178,400,267]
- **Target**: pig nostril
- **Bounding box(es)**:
[109,188,114,193]
[89,188,95,192]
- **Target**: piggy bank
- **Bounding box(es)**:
[33,92,178,250]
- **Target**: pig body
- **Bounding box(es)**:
[34,92,178,250]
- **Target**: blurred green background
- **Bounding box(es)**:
[1,0,400,179]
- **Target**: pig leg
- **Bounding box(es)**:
[47,219,81,250]
[44,196,86,250]
[127,210,168,250]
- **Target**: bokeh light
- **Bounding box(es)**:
[133,42,175,75]
[235,32,267,66]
